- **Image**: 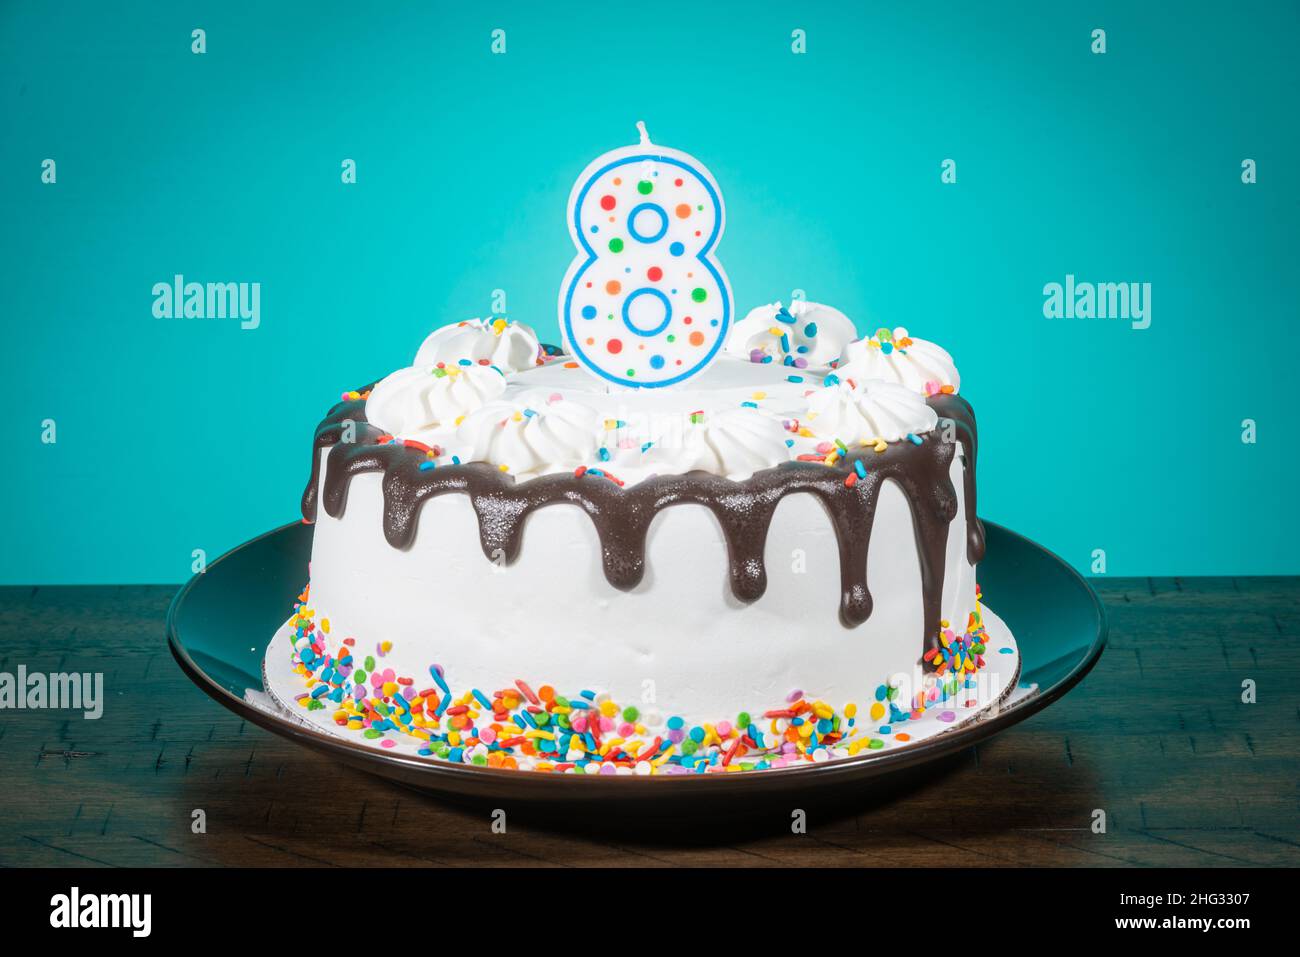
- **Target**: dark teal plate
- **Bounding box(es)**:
[167,520,1105,817]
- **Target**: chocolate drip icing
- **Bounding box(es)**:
[301,388,983,661]
[931,393,986,566]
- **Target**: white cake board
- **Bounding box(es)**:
[261,605,1029,768]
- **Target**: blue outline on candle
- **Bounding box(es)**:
[621,287,673,337]
[627,202,669,244]
[562,153,731,389]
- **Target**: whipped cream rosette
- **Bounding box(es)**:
[835,327,960,396]
[414,317,542,374]
[456,391,601,479]
[366,364,508,436]
[677,405,793,480]
[805,378,939,443]
[726,300,857,371]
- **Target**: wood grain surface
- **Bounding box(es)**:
[0,577,1296,867]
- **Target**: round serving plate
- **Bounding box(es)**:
[168,520,1106,820]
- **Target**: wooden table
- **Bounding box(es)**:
[1,578,1296,867]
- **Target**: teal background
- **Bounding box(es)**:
[2,1,1296,584]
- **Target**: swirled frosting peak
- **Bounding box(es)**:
[835,327,960,395]
[678,406,793,480]
[806,378,939,443]
[366,364,507,436]
[457,392,600,478]
[724,300,857,370]
[413,317,542,374]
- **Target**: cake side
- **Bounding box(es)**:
[303,437,979,729]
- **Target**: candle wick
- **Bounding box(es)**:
[636,120,651,146]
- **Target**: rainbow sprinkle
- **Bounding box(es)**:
[924,604,991,676]
[865,326,913,355]
[283,583,996,774]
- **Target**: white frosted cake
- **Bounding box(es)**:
[277,307,1011,774]
[272,126,1012,775]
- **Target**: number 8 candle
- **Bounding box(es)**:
[559,122,733,388]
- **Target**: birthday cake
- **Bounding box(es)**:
[271,127,1017,775]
